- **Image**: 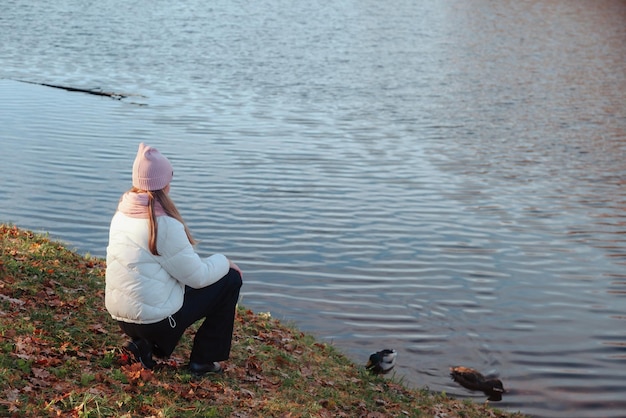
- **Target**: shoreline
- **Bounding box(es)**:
[0,223,525,417]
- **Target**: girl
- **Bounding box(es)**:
[105,143,242,375]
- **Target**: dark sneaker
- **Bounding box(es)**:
[189,361,223,376]
[123,339,156,369]
[152,343,169,360]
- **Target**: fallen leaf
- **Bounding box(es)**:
[32,367,51,379]
[0,294,25,306]
[4,388,19,402]
[89,323,108,334]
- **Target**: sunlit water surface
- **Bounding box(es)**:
[1,1,626,416]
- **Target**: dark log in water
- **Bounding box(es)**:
[15,80,137,100]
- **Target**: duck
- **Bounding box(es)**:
[449,366,506,401]
[366,349,397,374]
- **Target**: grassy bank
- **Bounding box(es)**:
[0,224,525,417]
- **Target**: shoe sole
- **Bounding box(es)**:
[189,365,223,376]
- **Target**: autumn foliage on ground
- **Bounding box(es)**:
[0,224,525,417]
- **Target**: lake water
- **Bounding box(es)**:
[1,1,626,416]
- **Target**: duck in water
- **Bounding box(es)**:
[450,366,506,401]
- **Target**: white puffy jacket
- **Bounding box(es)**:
[105,212,230,324]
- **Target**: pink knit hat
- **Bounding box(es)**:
[132,143,173,191]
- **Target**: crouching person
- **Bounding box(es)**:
[105,142,243,375]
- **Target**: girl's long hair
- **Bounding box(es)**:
[131,187,197,255]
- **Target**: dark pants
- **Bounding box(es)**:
[118,268,242,364]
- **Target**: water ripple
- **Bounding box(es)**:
[2,0,626,416]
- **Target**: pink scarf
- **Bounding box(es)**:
[117,192,166,219]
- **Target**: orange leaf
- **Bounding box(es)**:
[140,369,154,382]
